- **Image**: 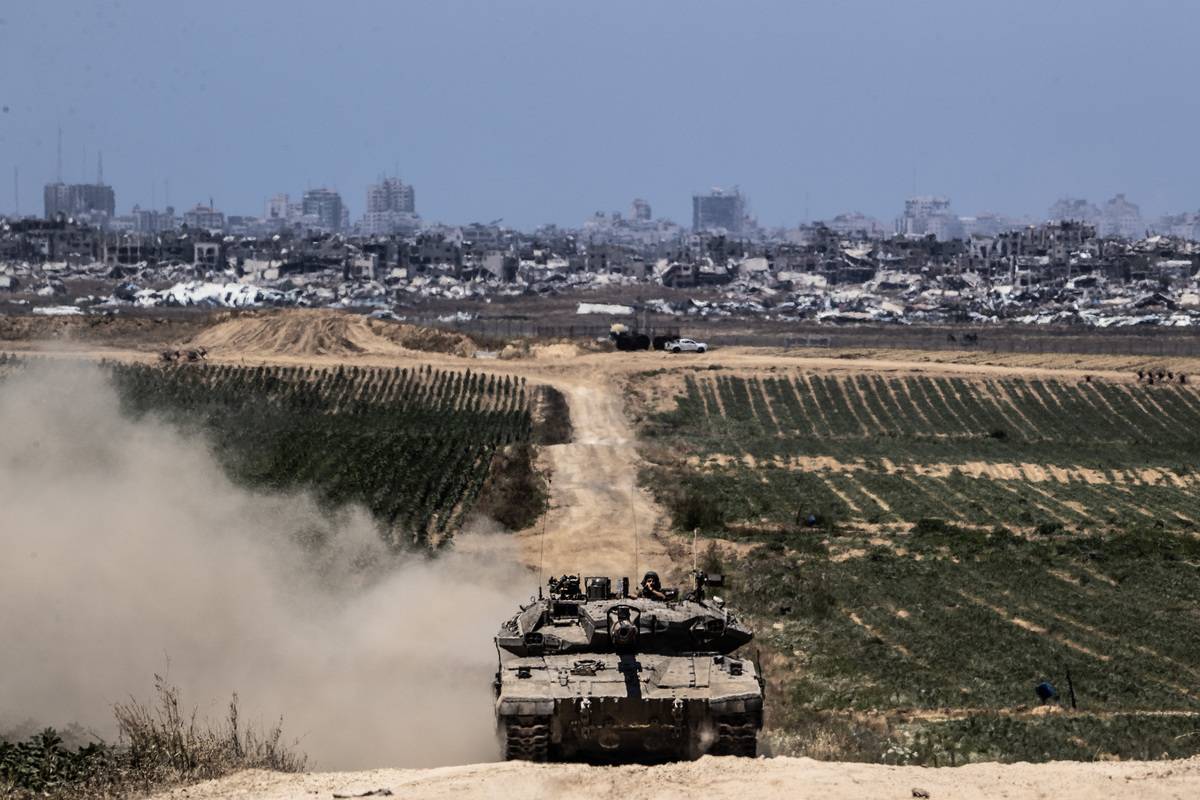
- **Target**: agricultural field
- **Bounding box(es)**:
[642,370,1200,533]
[636,366,1200,763]
[734,524,1200,764]
[1,354,540,547]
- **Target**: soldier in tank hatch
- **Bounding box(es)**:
[639,571,667,601]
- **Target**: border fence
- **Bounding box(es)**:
[413,316,1200,358]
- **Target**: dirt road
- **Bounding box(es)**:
[514,375,669,579]
[155,754,1200,800]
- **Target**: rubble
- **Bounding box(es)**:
[134,281,294,309]
[577,303,634,316]
[2,215,1199,330]
[32,305,84,316]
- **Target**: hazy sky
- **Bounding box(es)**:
[2,0,1197,228]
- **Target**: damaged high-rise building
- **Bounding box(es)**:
[1049,195,1144,240]
[302,188,345,232]
[362,176,418,235]
[43,182,116,221]
[692,187,745,233]
[896,196,962,241]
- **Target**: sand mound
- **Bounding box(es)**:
[372,319,477,357]
[188,310,476,358]
[533,342,582,360]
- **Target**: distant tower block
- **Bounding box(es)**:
[692,187,745,233]
[631,198,652,221]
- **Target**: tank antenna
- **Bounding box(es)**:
[693,527,698,573]
[538,476,551,580]
[627,482,640,580]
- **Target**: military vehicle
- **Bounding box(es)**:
[493,571,763,761]
[608,323,681,352]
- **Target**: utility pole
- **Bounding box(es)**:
[13,166,18,216]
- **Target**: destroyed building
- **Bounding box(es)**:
[302,188,346,233]
[5,186,1200,332]
[43,181,116,221]
[693,187,746,234]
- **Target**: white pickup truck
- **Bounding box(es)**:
[666,337,708,353]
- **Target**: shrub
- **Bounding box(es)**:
[1035,521,1066,536]
[795,505,841,533]
[700,541,725,574]
[0,729,112,797]
[475,443,547,530]
[911,517,954,535]
[987,525,1019,547]
[672,489,727,532]
[805,575,838,619]
[789,533,830,558]
[532,385,573,446]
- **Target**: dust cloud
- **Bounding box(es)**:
[0,361,530,769]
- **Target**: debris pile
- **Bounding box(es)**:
[2,216,1199,328]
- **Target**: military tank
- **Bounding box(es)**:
[493,571,763,761]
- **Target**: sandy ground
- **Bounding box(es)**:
[7,312,1199,798]
[512,375,669,580]
[153,755,1200,800]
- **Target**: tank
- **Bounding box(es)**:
[493,571,763,761]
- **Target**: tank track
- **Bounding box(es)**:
[504,718,551,761]
[710,715,758,757]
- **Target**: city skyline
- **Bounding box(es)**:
[3,1,1200,227]
[20,162,1194,242]
[11,127,1200,234]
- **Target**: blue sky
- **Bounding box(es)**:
[1,0,1197,228]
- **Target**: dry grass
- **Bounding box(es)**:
[1,676,305,799]
[114,675,306,784]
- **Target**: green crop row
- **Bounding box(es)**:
[658,465,1200,533]
[641,371,1200,533]
[653,373,1200,466]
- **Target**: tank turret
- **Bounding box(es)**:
[493,571,763,761]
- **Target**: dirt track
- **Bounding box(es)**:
[154,754,1200,800]
[513,376,669,579]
